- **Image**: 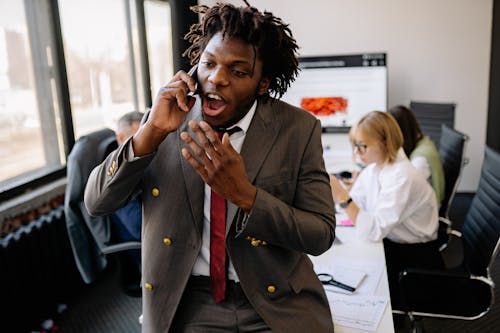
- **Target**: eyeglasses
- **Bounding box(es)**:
[352,143,368,154]
[317,273,356,292]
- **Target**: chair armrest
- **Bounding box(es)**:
[448,228,462,237]
[102,241,141,254]
[439,216,463,237]
[439,224,465,269]
[439,216,452,227]
[399,268,493,318]
[438,217,461,252]
[438,216,462,254]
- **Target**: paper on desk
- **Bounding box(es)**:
[319,269,366,295]
[326,292,388,332]
[314,258,384,295]
[314,265,366,295]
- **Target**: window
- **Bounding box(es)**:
[0,0,172,200]
[0,1,66,190]
[59,0,146,139]
[145,0,173,99]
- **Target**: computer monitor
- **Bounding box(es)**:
[282,53,387,133]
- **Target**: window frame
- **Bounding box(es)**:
[0,0,158,202]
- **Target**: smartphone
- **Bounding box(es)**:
[187,64,199,97]
[334,170,352,180]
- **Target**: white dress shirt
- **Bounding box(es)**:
[411,156,431,181]
[350,148,439,243]
[191,101,257,281]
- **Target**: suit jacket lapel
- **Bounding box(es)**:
[242,99,281,183]
[226,99,281,231]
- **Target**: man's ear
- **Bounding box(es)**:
[257,78,271,96]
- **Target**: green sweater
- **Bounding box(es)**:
[410,136,445,203]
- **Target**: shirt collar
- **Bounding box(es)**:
[396,147,407,162]
[227,100,257,135]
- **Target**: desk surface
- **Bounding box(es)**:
[310,225,395,333]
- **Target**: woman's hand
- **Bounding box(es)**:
[329,173,359,224]
[329,174,349,204]
[339,170,359,191]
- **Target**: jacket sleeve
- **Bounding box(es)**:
[84,136,154,216]
[237,120,336,256]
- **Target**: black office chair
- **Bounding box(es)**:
[397,146,500,333]
[64,128,141,295]
[410,101,456,147]
[436,124,469,250]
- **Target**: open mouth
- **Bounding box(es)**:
[202,93,227,116]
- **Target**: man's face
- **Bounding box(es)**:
[197,32,270,128]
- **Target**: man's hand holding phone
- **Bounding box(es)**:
[132,66,199,156]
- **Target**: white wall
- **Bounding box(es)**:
[200,0,493,191]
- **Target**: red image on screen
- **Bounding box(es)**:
[300,97,348,116]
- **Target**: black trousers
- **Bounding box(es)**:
[383,238,444,310]
[170,275,272,333]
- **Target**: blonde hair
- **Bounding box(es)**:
[349,111,404,163]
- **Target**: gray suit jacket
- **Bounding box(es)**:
[85,97,336,332]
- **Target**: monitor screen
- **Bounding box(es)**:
[282,53,387,133]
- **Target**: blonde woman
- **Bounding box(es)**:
[388,105,445,204]
[330,111,443,311]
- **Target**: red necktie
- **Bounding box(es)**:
[210,131,226,303]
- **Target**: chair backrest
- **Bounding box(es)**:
[64,128,119,283]
[410,101,455,147]
[438,124,469,218]
[462,147,500,277]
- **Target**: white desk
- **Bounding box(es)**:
[310,225,395,333]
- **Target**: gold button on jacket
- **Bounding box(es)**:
[246,236,267,247]
[107,161,117,176]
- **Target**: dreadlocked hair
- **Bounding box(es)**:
[183,3,300,99]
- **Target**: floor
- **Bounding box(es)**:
[55,258,142,333]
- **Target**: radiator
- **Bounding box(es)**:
[0,205,82,332]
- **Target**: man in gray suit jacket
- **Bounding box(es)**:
[85,3,336,332]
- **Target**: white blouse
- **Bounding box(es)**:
[411,156,431,181]
[350,149,439,243]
